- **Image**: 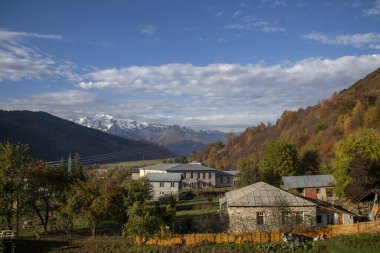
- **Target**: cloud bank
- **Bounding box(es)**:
[74,54,380,130]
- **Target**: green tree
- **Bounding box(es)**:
[259,140,299,186]
[123,178,153,207]
[124,202,163,242]
[26,161,70,232]
[237,159,260,187]
[332,129,380,198]
[0,142,30,233]
[71,153,85,182]
[299,150,321,175]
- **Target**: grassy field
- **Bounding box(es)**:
[98,159,165,170]
[8,232,380,253]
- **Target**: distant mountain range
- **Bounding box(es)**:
[0,110,173,163]
[71,114,228,155]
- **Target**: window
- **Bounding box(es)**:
[326,188,333,198]
[327,214,334,225]
[227,177,231,183]
[257,212,264,225]
[197,173,200,179]
[281,212,287,225]
[203,173,206,179]
[170,182,175,188]
[220,177,224,184]
[208,172,211,179]
[159,182,164,187]
[203,182,206,187]
[295,212,304,221]
[184,173,187,179]
[316,215,322,224]
[191,173,193,179]
[183,183,187,188]
[208,182,211,187]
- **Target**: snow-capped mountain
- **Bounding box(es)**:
[71,114,228,155]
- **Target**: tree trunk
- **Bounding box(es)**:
[91,225,96,237]
[44,202,50,232]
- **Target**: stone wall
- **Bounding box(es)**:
[227,206,317,233]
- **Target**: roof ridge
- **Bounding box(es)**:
[228,182,266,205]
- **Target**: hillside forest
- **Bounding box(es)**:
[191,68,380,199]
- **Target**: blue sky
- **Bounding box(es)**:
[1,0,380,131]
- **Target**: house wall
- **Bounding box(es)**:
[299,187,334,201]
[131,172,140,180]
[140,169,166,177]
[150,181,181,200]
[181,171,216,189]
[315,209,354,227]
[227,206,316,233]
[215,175,234,188]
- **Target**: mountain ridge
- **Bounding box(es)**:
[71,114,228,155]
[0,110,173,162]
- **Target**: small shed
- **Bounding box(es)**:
[281,175,335,201]
[356,189,380,220]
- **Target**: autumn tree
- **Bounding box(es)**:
[60,178,123,236]
[332,128,380,199]
[259,141,299,186]
[0,142,30,233]
[237,159,260,187]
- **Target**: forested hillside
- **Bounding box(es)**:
[0,110,173,162]
[193,68,380,174]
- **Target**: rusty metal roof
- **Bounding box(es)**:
[224,181,317,207]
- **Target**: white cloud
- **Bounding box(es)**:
[1,90,98,115]
[0,29,63,41]
[271,0,287,7]
[0,28,78,82]
[304,32,380,49]
[138,25,157,37]
[214,11,225,17]
[75,54,380,130]
[233,10,243,18]
[225,16,286,32]
[364,0,380,16]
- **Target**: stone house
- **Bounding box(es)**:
[145,172,182,200]
[220,182,317,232]
[281,175,335,201]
